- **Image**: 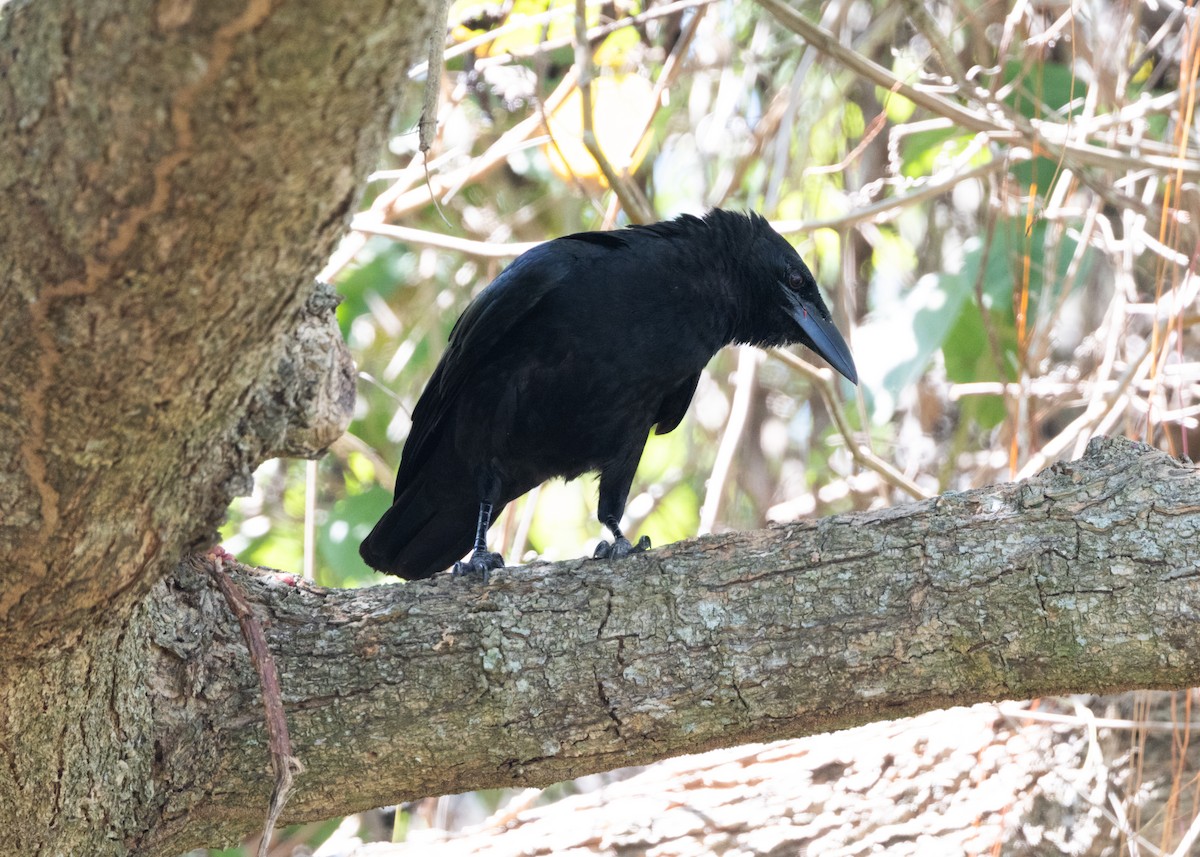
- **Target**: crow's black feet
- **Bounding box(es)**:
[453,551,504,583]
[593,535,651,560]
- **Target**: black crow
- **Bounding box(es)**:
[360,210,858,580]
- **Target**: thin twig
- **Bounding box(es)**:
[204,553,302,857]
[770,349,932,500]
[896,0,968,84]
[303,460,317,583]
[756,0,1007,133]
[419,0,451,155]
[351,221,543,258]
[699,347,759,535]
[319,73,577,283]
[389,69,579,221]
[573,0,655,224]
[772,151,1017,235]
[508,484,541,566]
[1018,342,1154,479]
[999,703,1200,733]
[431,0,720,72]
[642,1,706,154]
[754,0,1200,181]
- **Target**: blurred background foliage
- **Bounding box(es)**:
[214,0,1199,850]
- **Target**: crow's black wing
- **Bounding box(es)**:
[653,372,702,435]
[393,238,603,495]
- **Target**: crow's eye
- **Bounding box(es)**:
[786,269,806,291]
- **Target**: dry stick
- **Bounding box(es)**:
[303,460,317,583]
[431,0,609,71]
[1170,807,1200,857]
[895,0,968,84]
[1028,198,1102,373]
[351,221,542,258]
[1054,188,1199,466]
[597,0,706,229]
[754,0,1200,181]
[205,554,302,857]
[508,483,542,566]
[771,151,1018,235]
[1014,708,1167,857]
[319,73,578,284]
[805,109,890,177]
[573,0,655,225]
[419,0,454,228]
[999,704,1200,733]
[638,3,706,165]
[318,150,460,282]
[769,349,931,500]
[755,0,1007,133]
[698,347,759,536]
[709,87,791,207]
[1017,343,1154,480]
[360,33,710,259]
[389,68,579,220]
[419,0,451,155]
[1068,219,1132,463]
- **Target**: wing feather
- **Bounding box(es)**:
[393,241,579,494]
[653,372,702,435]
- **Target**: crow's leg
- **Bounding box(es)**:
[453,499,505,582]
[593,449,651,560]
[593,516,651,559]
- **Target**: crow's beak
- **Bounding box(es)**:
[786,292,859,385]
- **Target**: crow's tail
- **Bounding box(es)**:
[359,480,479,580]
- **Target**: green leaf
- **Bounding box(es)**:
[1002,60,1081,190]
[900,127,990,179]
[842,101,865,139]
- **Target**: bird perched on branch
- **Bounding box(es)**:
[360,210,858,580]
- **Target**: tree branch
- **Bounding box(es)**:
[127,436,1200,853]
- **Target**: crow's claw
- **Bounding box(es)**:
[452,551,504,583]
[593,535,651,560]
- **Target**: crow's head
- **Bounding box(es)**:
[731,212,858,385]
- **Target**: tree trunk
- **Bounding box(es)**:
[0,1,428,853]
[0,0,419,650]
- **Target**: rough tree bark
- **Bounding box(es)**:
[0,1,429,853]
[0,0,412,649]
[4,7,1200,857]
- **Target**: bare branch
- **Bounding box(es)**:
[770,349,933,500]
[573,0,656,224]
[351,221,543,258]
[754,0,1200,181]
